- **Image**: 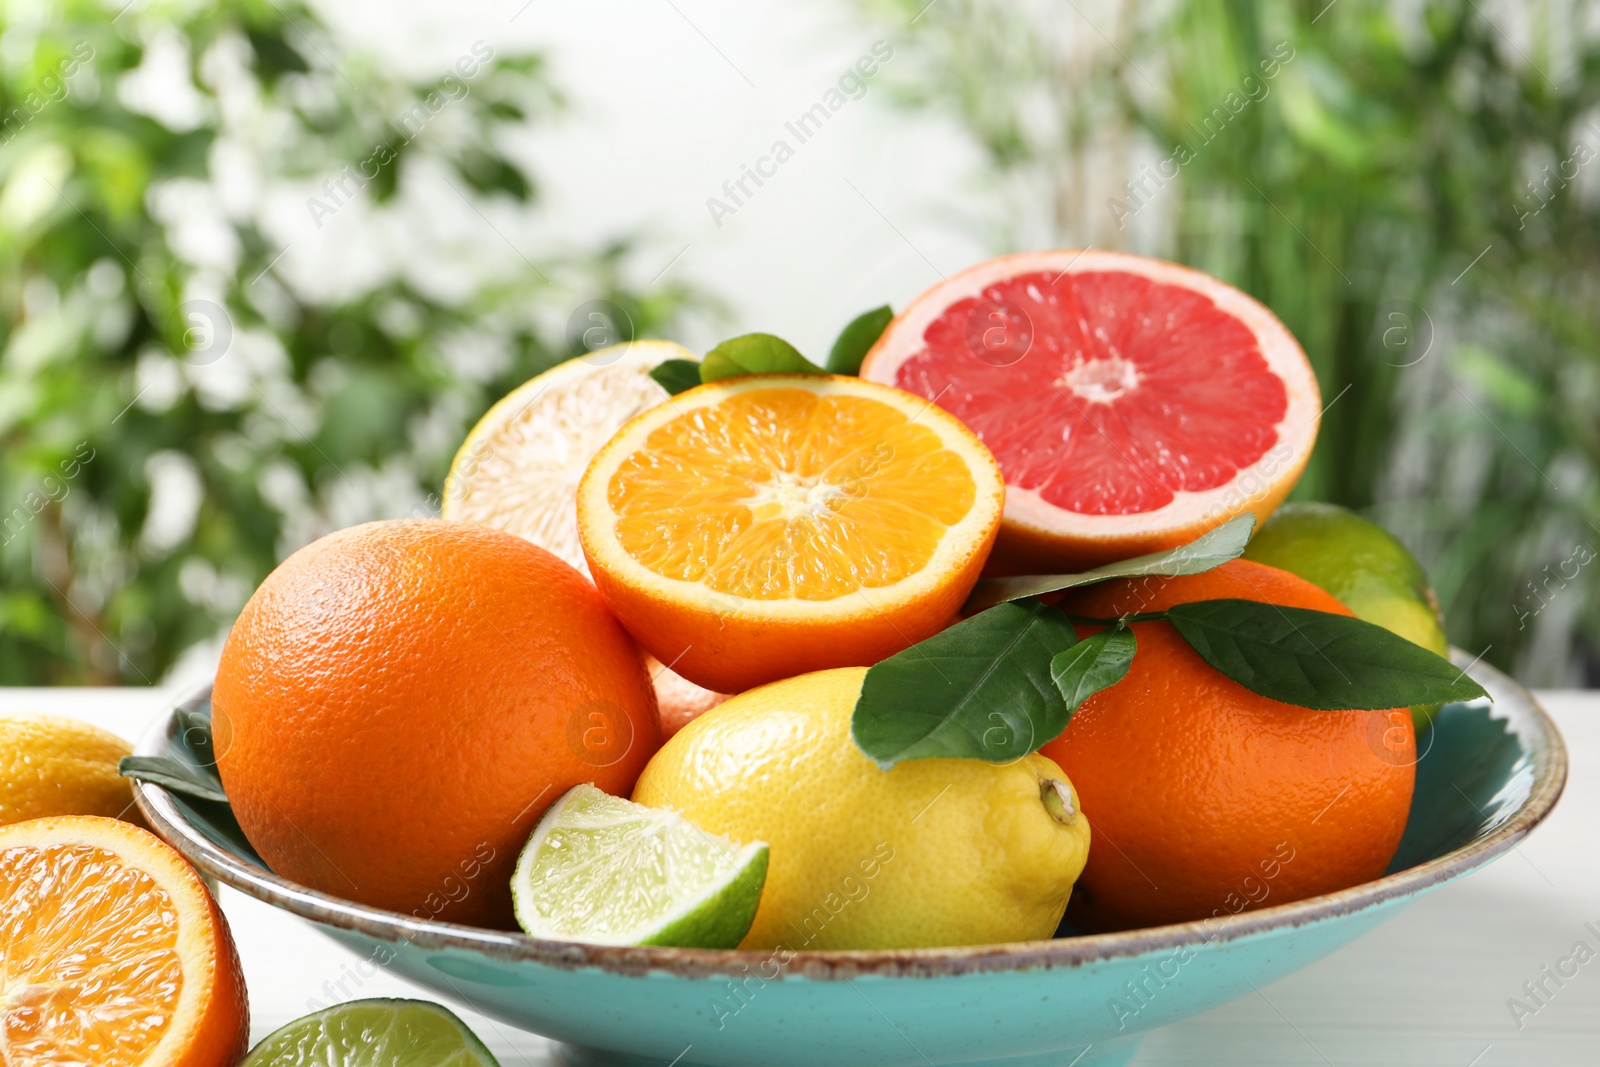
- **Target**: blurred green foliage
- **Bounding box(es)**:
[855,0,1600,684]
[0,0,696,683]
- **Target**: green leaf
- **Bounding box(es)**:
[486,100,528,121]
[851,600,1078,768]
[1050,627,1136,716]
[699,333,825,383]
[1165,599,1490,710]
[826,305,893,374]
[1454,344,1542,417]
[245,28,309,77]
[458,149,534,201]
[649,358,702,396]
[119,755,229,804]
[174,704,217,767]
[965,513,1256,612]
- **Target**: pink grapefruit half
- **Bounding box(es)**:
[860,250,1320,574]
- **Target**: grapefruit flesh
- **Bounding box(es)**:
[860,250,1320,573]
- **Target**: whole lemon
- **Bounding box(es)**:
[0,715,142,827]
[632,667,1090,950]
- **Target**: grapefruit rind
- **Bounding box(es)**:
[860,250,1320,571]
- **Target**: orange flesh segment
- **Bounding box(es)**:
[607,388,978,600]
[0,844,182,1065]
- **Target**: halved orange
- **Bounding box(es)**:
[0,816,249,1067]
[577,374,1005,693]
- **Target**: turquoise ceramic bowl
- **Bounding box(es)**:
[133,653,1564,1067]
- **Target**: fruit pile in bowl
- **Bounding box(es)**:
[10,250,1558,1067]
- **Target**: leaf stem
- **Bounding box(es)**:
[1062,611,1170,626]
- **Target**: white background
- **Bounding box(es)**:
[305,0,990,356]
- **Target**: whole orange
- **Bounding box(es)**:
[1040,559,1415,932]
[213,520,659,929]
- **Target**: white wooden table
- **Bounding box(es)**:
[4,687,1594,1066]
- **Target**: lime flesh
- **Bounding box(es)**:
[512,783,767,948]
[241,999,498,1066]
[1245,502,1450,726]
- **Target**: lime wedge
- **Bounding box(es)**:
[241,999,498,1066]
[512,783,767,948]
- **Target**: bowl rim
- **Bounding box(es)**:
[133,652,1567,980]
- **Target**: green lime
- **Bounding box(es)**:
[241,999,498,1066]
[512,783,768,948]
[1244,502,1451,728]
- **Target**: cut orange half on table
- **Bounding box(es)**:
[0,815,249,1067]
[859,250,1321,574]
[444,339,730,718]
[577,374,1005,693]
